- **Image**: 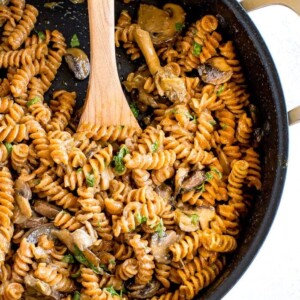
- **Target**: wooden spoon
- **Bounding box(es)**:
[79,0,141,130]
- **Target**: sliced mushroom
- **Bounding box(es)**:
[128,280,161,299]
[24,274,61,300]
[174,167,189,196]
[54,229,103,274]
[18,216,48,229]
[198,57,233,85]
[138,4,185,46]
[150,230,178,263]
[24,224,56,244]
[154,183,173,202]
[181,170,206,191]
[64,48,90,80]
[14,179,32,219]
[33,201,60,220]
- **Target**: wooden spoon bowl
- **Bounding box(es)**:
[79,0,141,130]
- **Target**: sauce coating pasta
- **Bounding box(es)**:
[0,1,262,299]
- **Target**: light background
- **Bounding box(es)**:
[224,3,300,300]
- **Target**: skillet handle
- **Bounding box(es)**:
[288,107,300,125]
[240,0,300,15]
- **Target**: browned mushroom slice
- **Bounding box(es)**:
[54,229,104,274]
[65,48,90,80]
[128,281,161,299]
[25,224,57,244]
[198,57,233,85]
[154,183,173,202]
[18,216,48,229]
[150,230,177,263]
[181,170,206,191]
[24,275,61,299]
[174,167,189,196]
[138,3,185,46]
[14,179,32,220]
[33,201,61,220]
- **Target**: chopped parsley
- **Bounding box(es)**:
[196,182,206,192]
[205,171,214,181]
[190,214,200,225]
[175,22,185,32]
[151,141,159,153]
[113,146,129,174]
[211,167,222,179]
[70,34,80,48]
[38,31,45,41]
[220,123,228,130]
[129,103,139,118]
[155,219,165,238]
[71,269,81,278]
[4,142,13,155]
[73,244,103,274]
[26,97,40,107]
[104,286,121,297]
[72,291,81,300]
[86,173,95,187]
[109,259,116,265]
[208,120,217,126]
[76,168,83,173]
[136,213,147,225]
[62,254,75,264]
[192,42,202,56]
[217,84,225,96]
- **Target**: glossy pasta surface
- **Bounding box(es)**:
[0,1,262,300]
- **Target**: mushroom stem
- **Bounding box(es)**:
[134,27,162,75]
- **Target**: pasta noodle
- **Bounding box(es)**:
[0,1,263,299]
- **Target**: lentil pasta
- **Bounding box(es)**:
[0,1,262,300]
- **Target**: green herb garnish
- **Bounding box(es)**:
[76,168,83,173]
[109,259,116,265]
[220,123,228,130]
[211,167,222,179]
[190,214,200,225]
[205,171,214,181]
[71,269,81,278]
[155,219,165,238]
[217,84,225,96]
[72,291,81,300]
[38,31,45,41]
[70,34,80,48]
[104,286,121,297]
[113,146,129,174]
[175,22,185,32]
[129,103,139,118]
[73,244,103,274]
[151,141,159,153]
[136,213,147,225]
[86,173,95,187]
[196,182,206,192]
[62,254,75,264]
[26,97,40,107]
[4,142,13,155]
[100,264,109,272]
[208,120,217,126]
[192,42,202,56]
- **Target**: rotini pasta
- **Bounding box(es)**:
[0,2,263,299]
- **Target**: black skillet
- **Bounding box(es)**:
[27,0,293,299]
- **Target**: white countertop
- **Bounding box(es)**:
[224,3,300,300]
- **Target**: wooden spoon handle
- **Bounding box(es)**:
[80,0,140,129]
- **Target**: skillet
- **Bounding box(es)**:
[25,0,298,299]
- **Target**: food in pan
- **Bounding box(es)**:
[0,1,261,299]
